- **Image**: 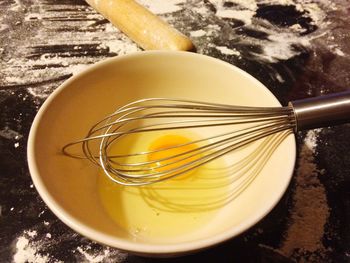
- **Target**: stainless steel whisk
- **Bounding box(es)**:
[62,91,350,186]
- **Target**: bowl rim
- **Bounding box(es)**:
[27,50,296,255]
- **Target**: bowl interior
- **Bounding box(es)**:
[28,51,296,255]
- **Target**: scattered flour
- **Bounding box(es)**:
[69,64,91,76]
[1,0,140,99]
[137,0,186,14]
[86,13,102,20]
[216,9,256,25]
[76,246,127,263]
[27,87,53,100]
[102,38,139,55]
[279,129,330,259]
[12,229,126,262]
[208,24,221,31]
[0,127,23,140]
[77,247,108,263]
[334,48,345,56]
[210,0,258,24]
[190,29,207,37]
[259,32,310,62]
[191,24,221,38]
[329,45,345,56]
[215,45,241,56]
[26,230,37,238]
[104,22,118,33]
[304,129,321,151]
[10,0,24,11]
[192,5,210,15]
[275,72,285,83]
[24,13,42,21]
[0,24,9,32]
[38,210,45,217]
[1,0,341,100]
[13,230,49,263]
[205,0,329,62]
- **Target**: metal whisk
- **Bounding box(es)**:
[62,91,350,186]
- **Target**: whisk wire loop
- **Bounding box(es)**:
[62,98,296,185]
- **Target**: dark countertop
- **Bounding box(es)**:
[1,0,350,262]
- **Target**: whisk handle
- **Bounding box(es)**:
[289,90,350,131]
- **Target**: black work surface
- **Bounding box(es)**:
[1,0,350,262]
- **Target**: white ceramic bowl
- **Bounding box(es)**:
[27,51,296,256]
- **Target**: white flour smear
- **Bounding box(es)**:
[215,45,241,56]
[1,0,342,99]
[1,0,140,98]
[137,0,187,14]
[13,230,51,263]
[12,228,127,263]
[278,129,330,261]
[204,0,330,62]
[76,246,127,263]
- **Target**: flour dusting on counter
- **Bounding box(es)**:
[77,246,107,263]
[0,0,344,100]
[76,246,127,263]
[12,227,127,263]
[191,0,329,62]
[137,0,186,14]
[279,129,330,261]
[215,46,241,56]
[190,29,207,37]
[0,126,23,140]
[0,0,140,99]
[13,230,50,263]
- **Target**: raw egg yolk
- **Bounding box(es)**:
[148,134,199,179]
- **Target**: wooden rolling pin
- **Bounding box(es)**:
[85,0,194,51]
